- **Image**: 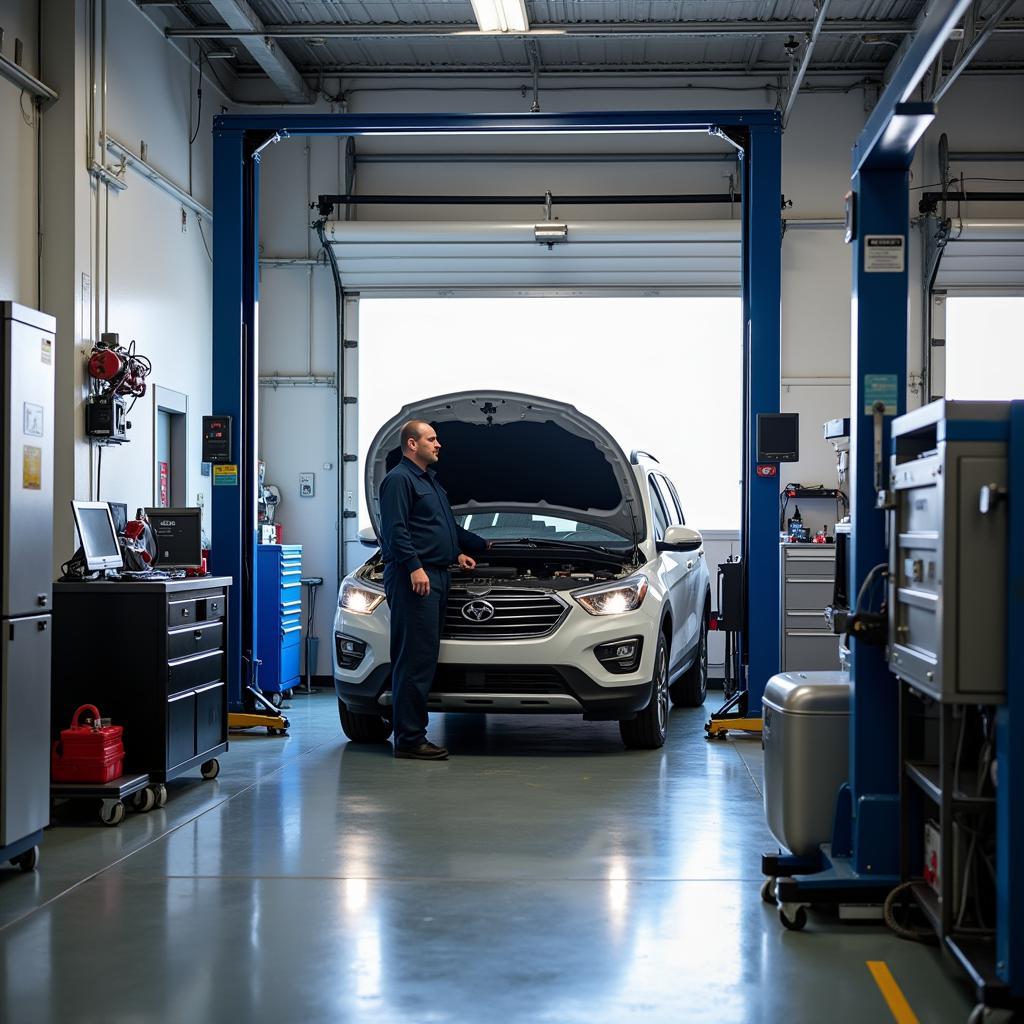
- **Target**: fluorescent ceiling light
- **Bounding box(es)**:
[471,0,530,33]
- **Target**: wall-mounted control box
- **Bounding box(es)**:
[202,415,232,463]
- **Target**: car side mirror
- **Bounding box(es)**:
[657,525,703,552]
[358,526,379,547]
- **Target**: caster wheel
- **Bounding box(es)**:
[761,877,777,904]
[153,784,168,808]
[11,846,39,872]
[269,692,283,708]
[100,800,126,827]
[200,759,220,780]
[968,1006,1015,1024]
[131,788,156,813]
[779,905,808,931]
[267,727,288,736]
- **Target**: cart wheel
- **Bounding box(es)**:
[760,877,777,904]
[11,846,39,873]
[269,692,283,708]
[100,800,126,826]
[153,784,168,808]
[968,1005,1014,1024]
[200,759,220,780]
[131,788,156,813]
[779,904,808,931]
[267,727,288,736]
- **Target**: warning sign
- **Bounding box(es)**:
[864,235,905,273]
[23,445,41,490]
[213,463,239,487]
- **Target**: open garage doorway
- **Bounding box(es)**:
[357,296,743,534]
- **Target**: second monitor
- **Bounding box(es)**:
[145,507,203,569]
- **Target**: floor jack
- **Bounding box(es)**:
[704,559,762,740]
[228,658,290,735]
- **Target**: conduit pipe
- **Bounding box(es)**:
[782,0,835,128]
[0,52,57,102]
[104,135,213,221]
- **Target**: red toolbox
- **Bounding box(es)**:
[51,704,125,783]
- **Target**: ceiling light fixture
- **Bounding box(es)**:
[206,49,236,59]
[470,0,530,33]
[534,222,567,248]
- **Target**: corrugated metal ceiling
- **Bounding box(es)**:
[160,0,1024,96]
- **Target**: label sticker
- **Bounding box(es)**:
[864,373,900,415]
[23,445,41,490]
[213,463,239,487]
[23,403,44,437]
[864,235,905,273]
[41,338,52,364]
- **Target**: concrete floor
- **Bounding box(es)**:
[0,692,977,1023]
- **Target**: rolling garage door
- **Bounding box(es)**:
[321,219,742,292]
[933,221,1024,293]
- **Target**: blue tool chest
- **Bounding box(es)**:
[256,544,303,695]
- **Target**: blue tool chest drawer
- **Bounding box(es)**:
[256,544,303,695]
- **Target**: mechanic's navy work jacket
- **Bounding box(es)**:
[379,458,487,572]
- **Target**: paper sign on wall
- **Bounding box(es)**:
[864,235,905,273]
[864,374,899,415]
[22,446,41,490]
[213,464,239,486]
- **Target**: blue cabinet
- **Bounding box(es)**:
[256,544,303,695]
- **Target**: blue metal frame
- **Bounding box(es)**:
[211,109,782,716]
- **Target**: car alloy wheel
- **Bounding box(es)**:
[655,641,669,733]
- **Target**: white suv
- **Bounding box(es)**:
[333,391,711,750]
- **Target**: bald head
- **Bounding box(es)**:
[400,420,441,468]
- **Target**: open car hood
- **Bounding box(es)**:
[365,391,646,544]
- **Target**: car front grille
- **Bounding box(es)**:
[432,666,567,694]
[443,589,569,640]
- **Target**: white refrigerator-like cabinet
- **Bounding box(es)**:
[0,302,55,867]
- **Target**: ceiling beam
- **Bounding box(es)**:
[207,0,312,102]
[168,19,930,40]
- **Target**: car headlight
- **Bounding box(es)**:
[573,574,649,616]
[339,578,386,616]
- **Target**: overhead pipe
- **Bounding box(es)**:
[354,152,738,165]
[0,52,57,102]
[782,0,835,128]
[948,150,1024,161]
[104,135,213,221]
[932,0,1018,101]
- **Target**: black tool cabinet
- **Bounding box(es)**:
[51,577,232,783]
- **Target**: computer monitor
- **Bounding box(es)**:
[145,507,203,569]
[70,501,124,572]
[756,413,800,462]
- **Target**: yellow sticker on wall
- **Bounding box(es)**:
[213,463,239,486]
[23,445,42,490]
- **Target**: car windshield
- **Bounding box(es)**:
[455,512,631,548]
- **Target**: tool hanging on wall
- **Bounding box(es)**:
[85,333,152,443]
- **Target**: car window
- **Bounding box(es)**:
[659,475,686,525]
[454,512,631,548]
[647,480,670,541]
[650,475,679,527]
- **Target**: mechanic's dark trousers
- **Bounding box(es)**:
[384,564,449,749]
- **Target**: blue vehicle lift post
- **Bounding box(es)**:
[211,110,781,725]
[769,0,982,915]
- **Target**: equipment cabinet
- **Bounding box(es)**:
[256,544,302,696]
[51,578,231,783]
[780,545,840,672]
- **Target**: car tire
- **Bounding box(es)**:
[338,698,393,743]
[619,633,669,750]
[669,614,708,708]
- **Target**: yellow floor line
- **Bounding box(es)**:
[867,961,921,1024]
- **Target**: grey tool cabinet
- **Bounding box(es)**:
[780,545,840,672]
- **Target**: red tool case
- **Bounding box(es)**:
[51,704,125,783]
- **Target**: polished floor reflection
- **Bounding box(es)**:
[0,692,975,1023]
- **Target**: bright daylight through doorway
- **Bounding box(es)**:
[945,296,1024,400]
[358,296,743,531]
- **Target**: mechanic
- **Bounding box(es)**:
[378,419,489,760]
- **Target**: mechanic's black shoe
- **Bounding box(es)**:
[394,742,449,761]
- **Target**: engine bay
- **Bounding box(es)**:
[359,549,633,591]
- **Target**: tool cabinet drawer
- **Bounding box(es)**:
[168,649,223,695]
[167,598,198,626]
[784,579,834,611]
[783,551,836,579]
[167,621,224,661]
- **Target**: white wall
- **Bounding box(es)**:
[0,0,41,305]
[32,0,220,561]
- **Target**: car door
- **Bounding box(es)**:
[659,474,703,653]
[651,475,700,659]
[648,475,691,667]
